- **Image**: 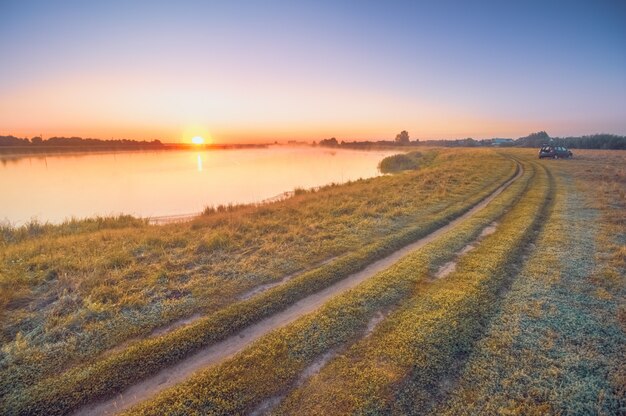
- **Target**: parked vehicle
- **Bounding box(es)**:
[539,145,573,159]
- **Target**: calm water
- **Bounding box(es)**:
[0,146,397,225]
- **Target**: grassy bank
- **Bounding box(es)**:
[1,149,515,413]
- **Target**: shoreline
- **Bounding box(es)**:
[0,143,269,158]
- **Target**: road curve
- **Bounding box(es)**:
[76,160,523,416]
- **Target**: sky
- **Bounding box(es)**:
[1,0,625,143]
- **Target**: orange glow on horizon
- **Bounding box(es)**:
[0,72,556,143]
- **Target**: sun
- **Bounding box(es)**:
[191,136,205,145]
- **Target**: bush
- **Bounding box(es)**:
[379,151,423,173]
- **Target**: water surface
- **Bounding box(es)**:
[0,146,396,224]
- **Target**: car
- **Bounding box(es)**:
[538,145,573,159]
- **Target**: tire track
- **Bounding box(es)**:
[393,159,556,415]
[75,161,523,416]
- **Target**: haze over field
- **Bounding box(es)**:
[1,0,625,143]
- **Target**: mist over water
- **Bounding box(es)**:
[0,146,397,225]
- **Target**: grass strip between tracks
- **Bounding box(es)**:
[271,160,551,415]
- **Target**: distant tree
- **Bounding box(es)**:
[0,135,30,146]
[395,130,410,145]
[31,136,43,145]
[319,137,339,147]
[516,131,550,147]
[460,137,477,147]
[553,134,626,150]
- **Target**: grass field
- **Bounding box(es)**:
[1,148,623,415]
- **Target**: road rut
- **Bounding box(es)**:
[76,161,523,416]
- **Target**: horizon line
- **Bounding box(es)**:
[2,130,625,145]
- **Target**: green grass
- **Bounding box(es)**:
[0,149,516,414]
[435,152,626,415]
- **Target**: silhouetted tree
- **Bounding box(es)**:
[516,131,550,147]
[0,136,30,146]
[395,130,410,145]
[319,137,339,147]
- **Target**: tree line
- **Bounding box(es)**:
[0,135,163,147]
[514,131,626,149]
[318,131,626,150]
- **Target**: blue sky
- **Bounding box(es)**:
[1,0,624,141]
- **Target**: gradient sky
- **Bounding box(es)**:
[1,0,625,143]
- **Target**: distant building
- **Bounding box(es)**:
[491,138,514,146]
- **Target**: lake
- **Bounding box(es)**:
[0,146,398,225]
